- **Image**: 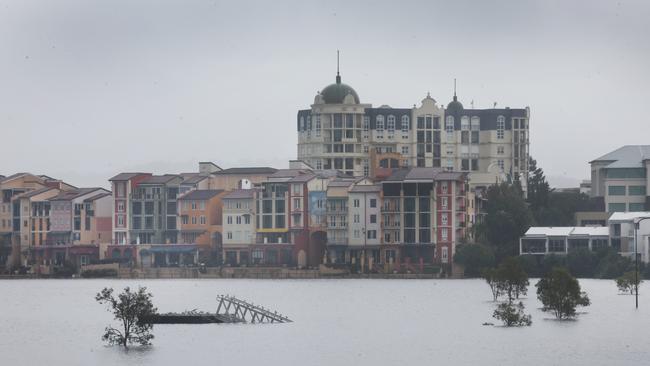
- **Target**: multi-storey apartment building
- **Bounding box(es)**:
[380,168,468,268]
[325,179,354,263]
[590,145,650,213]
[130,174,183,244]
[222,189,256,265]
[178,189,226,262]
[347,182,381,268]
[297,71,530,194]
[109,173,151,245]
[48,188,110,245]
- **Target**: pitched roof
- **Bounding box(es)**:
[181,174,209,185]
[212,167,277,175]
[287,173,316,183]
[590,145,650,168]
[109,172,149,181]
[16,187,56,199]
[49,188,107,201]
[179,189,224,201]
[83,192,112,202]
[268,169,312,179]
[222,189,255,199]
[327,179,356,187]
[350,184,381,193]
[382,168,465,182]
[140,174,181,185]
[0,173,34,184]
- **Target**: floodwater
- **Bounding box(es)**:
[0,278,646,366]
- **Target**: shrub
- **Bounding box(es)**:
[616,271,643,294]
[493,301,532,326]
[536,267,590,319]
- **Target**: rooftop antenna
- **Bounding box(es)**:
[452,78,458,101]
[336,50,341,84]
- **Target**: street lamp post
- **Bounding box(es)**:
[633,217,650,309]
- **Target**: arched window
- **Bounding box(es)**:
[471,116,480,130]
[401,115,409,133]
[387,115,395,131]
[445,116,454,141]
[376,115,384,131]
[306,115,311,130]
[497,116,505,139]
[461,116,469,130]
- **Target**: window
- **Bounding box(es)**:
[370,214,377,224]
[496,116,505,139]
[354,230,360,238]
[363,116,370,131]
[471,116,480,130]
[441,196,448,209]
[367,230,377,239]
[497,146,504,155]
[401,116,409,133]
[630,203,645,211]
[236,216,242,224]
[293,198,301,209]
[387,115,395,132]
[376,115,384,131]
[181,216,188,224]
[461,116,469,130]
[549,239,565,252]
[446,159,454,171]
[442,247,449,263]
[498,160,505,171]
[369,199,377,208]
[445,116,454,140]
[244,215,251,224]
[191,201,197,210]
[200,216,206,225]
[191,216,197,224]
[608,203,626,212]
[441,213,448,226]
[353,214,360,223]
[608,186,626,196]
[402,146,409,155]
[227,232,232,239]
[629,186,646,196]
[315,114,321,137]
[227,216,233,224]
[117,202,125,213]
[353,199,360,208]
[441,182,448,195]
[441,228,448,240]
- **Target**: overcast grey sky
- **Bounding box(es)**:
[1,0,649,188]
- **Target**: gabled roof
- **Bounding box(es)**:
[49,188,108,201]
[181,174,209,185]
[178,189,224,201]
[222,189,255,199]
[212,167,278,175]
[16,187,56,199]
[140,174,182,185]
[0,173,37,184]
[590,145,650,168]
[83,192,112,202]
[109,172,150,181]
[287,173,316,183]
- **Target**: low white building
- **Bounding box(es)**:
[521,211,650,263]
[608,211,650,263]
[520,227,610,255]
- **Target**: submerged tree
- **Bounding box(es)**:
[96,287,157,347]
[493,301,532,327]
[616,271,643,295]
[536,268,590,319]
[496,257,529,302]
[482,268,501,301]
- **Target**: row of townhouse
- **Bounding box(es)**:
[0,173,111,273]
[216,165,470,272]
[1,161,473,273]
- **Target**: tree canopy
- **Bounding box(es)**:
[96,287,157,347]
[484,183,533,260]
[536,268,590,319]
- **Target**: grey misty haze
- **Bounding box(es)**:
[1,0,649,188]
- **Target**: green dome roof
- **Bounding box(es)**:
[446,95,463,115]
[321,74,360,104]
